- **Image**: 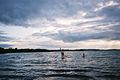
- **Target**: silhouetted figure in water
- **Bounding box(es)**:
[82,53,85,58]
[60,48,64,59]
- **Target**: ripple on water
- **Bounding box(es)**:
[0,51,120,80]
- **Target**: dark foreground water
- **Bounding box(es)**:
[0,51,120,80]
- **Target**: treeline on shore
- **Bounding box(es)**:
[0,47,50,53]
[0,47,120,53]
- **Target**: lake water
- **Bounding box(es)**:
[0,51,120,80]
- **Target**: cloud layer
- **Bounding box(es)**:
[0,0,120,48]
[0,31,12,42]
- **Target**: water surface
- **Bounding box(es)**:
[0,51,120,80]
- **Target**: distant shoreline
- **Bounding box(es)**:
[0,47,120,54]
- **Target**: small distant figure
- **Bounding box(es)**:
[82,53,85,58]
[60,48,64,59]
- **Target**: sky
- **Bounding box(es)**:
[0,0,120,49]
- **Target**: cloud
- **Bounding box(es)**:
[0,0,119,26]
[0,35,12,42]
[0,30,13,48]
[0,0,48,25]
[0,31,13,42]
[97,5,120,19]
[32,28,120,43]
[95,0,120,22]
[0,0,120,48]
[0,44,13,48]
[0,0,66,25]
[0,0,102,26]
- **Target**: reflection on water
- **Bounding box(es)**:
[0,51,120,80]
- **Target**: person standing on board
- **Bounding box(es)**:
[60,48,64,59]
[82,53,85,58]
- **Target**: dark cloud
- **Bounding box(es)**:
[32,29,120,42]
[0,31,13,42]
[0,31,13,48]
[0,0,119,26]
[0,44,13,48]
[0,0,46,25]
[0,0,52,25]
[0,35,12,42]
[98,5,120,20]
[0,0,101,26]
